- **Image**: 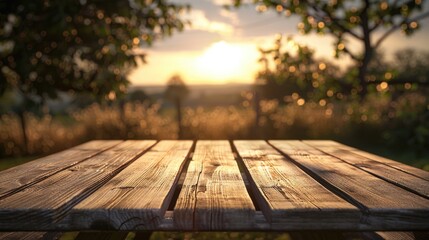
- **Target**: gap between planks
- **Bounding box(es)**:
[0,140,123,200]
[0,140,157,231]
[302,140,429,200]
[233,140,361,230]
[173,141,257,230]
[268,140,429,230]
[167,141,197,211]
[66,141,194,230]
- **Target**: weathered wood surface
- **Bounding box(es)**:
[0,140,156,230]
[304,140,429,198]
[270,140,429,230]
[174,141,255,230]
[305,140,429,181]
[234,140,360,230]
[0,140,121,199]
[67,141,192,230]
[377,231,429,240]
[0,140,428,232]
[0,232,48,240]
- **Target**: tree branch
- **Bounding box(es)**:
[370,0,403,32]
[308,4,363,40]
[342,46,360,62]
[374,11,429,49]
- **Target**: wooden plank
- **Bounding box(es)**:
[304,140,429,198]
[233,140,360,230]
[0,140,156,231]
[304,140,429,181]
[174,141,256,230]
[0,232,61,240]
[66,141,193,230]
[270,140,429,230]
[374,232,414,240]
[0,140,122,199]
[0,232,47,240]
[369,231,429,240]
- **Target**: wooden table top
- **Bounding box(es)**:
[0,140,428,232]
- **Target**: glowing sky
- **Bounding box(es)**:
[128,0,429,86]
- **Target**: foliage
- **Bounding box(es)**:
[393,48,429,85]
[255,35,347,103]
[232,0,429,98]
[0,0,188,101]
[382,93,429,153]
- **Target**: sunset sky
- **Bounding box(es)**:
[128,0,429,86]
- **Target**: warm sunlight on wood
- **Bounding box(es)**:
[194,41,248,83]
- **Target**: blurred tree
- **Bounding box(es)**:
[232,0,429,99]
[164,75,189,139]
[0,1,188,98]
[253,35,345,138]
[255,35,344,103]
[127,89,151,104]
[393,48,429,85]
[358,49,429,97]
[0,0,188,153]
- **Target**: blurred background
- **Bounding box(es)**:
[1,0,429,172]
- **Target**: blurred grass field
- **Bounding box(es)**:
[1,95,428,171]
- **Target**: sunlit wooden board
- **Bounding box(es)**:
[373,231,418,240]
[270,140,429,230]
[234,140,360,230]
[66,141,193,230]
[0,140,122,199]
[0,232,47,240]
[304,140,429,181]
[174,141,255,230]
[0,140,156,230]
[304,140,429,198]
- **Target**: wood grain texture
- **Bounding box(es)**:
[0,140,122,199]
[304,140,429,198]
[0,140,156,231]
[66,141,193,230]
[304,140,429,181]
[0,232,61,240]
[174,141,255,230]
[0,232,47,240]
[270,140,429,230]
[233,140,360,230]
[370,231,429,240]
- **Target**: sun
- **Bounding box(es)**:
[194,41,246,83]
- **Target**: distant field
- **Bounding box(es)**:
[134,83,252,107]
[133,83,252,95]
